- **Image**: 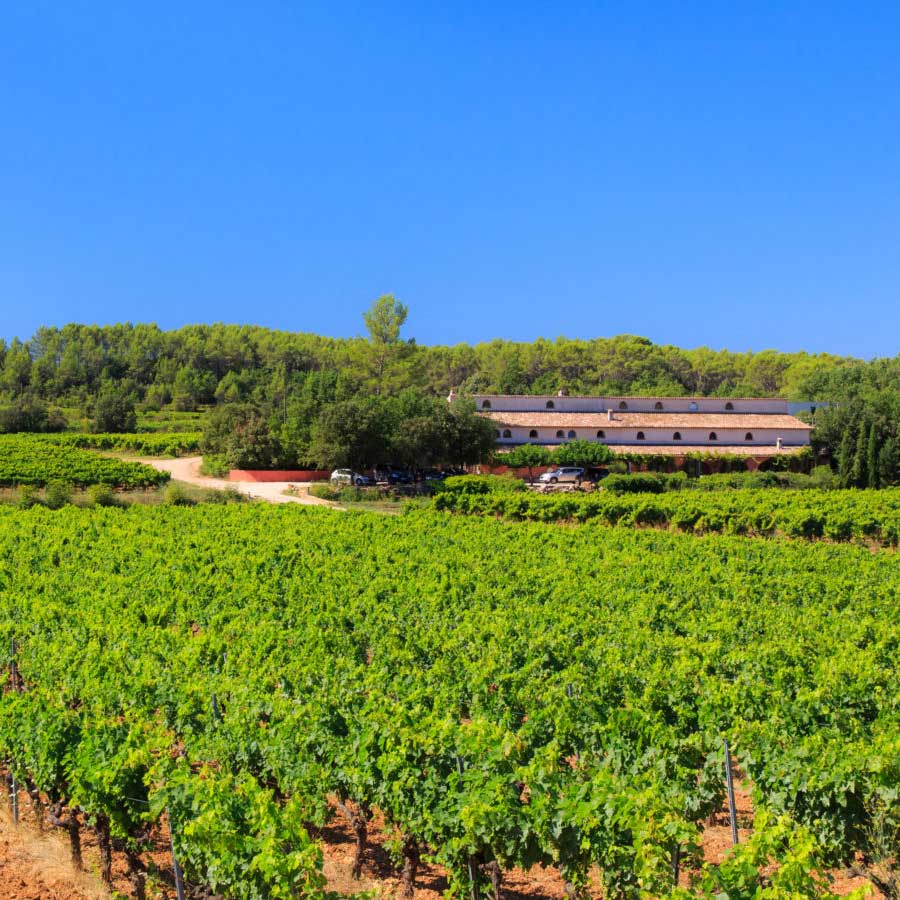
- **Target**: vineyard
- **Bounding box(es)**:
[434,485,900,546]
[45,432,203,457]
[0,504,897,899]
[0,435,170,488]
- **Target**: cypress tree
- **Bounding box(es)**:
[867,423,879,488]
[837,423,856,488]
[879,436,899,486]
[850,420,868,488]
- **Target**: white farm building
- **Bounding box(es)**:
[468,392,813,466]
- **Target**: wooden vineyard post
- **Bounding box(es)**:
[724,739,739,845]
[671,844,680,886]
[456,756,479,900]
[168,809,186,900]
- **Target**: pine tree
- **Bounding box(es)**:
[867,423,879,488]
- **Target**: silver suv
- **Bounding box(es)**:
[330,469,374,486]
[538,467,585,484]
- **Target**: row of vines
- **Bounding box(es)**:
[434,485,900,545]
[0,505,897,899]
[0,435,170,487]
[44,432,203,457]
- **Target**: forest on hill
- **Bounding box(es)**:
[0,321,858,404]
[0,300,899,483]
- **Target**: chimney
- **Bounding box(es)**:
[607,409,614,422]
[557,388,569,397]
[776,437,783,450]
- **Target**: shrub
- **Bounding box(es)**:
[0,399,67,433]
[309,484,341,502]
[201,454,231,478]
[45,480,74,510]
[603,474,665,494]
[17,485,40,509]
[203,486,244,505]
[808,465,839,489]
[164,482,194,506]
[438,475,526,496]
[92,386,137,433]
[87,483,118,507]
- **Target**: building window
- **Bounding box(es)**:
[502,429,512,438]
[636,431,645,440]
[546,400,555,409]
[689,401,698,411]
[745,432,753,441]
[619,401,628,410]
[596,430,605,439]
[529,429,538,439]
[673,432,682,440]
[556,430,564,439]
[725,402,734,411]
[482,400,491,409]
[709,432,718,441]
[655,401,664,410]
[567,430,576,439]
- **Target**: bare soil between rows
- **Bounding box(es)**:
[0,777,876,900]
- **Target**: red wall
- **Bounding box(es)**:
[228,469,331,482]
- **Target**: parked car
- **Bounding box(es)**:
[330,469,374,486]
[538,467,585,484]
[374,467,413,485]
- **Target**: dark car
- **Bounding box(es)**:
[419,469,447,483]
[374,467,413,485]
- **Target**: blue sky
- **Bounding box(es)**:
[2,2,899,357]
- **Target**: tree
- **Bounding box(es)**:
[92,386,137,433]
[851,420,868,488]
[310,398,391,470]
[437,399,498,467]
[837,424,857,488]
[502,444,551,483]
[867,423,879,489]
[553,439,614,468]
[878,437,899,487]
[363,295,409,393]
[201,404,277,470]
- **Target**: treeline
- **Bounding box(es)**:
[0,320,852,408]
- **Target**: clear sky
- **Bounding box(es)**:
[2,2,899,357]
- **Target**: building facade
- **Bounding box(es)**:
[469,393,812,460]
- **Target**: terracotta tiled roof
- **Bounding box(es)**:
[481,411,812,430]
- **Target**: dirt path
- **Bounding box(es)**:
[139,457,337,506]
